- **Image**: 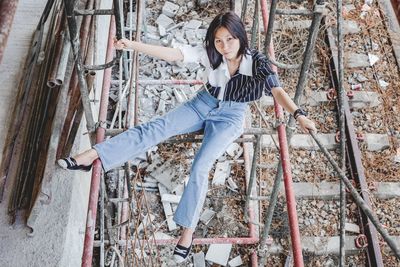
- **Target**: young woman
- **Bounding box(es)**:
[58,11,316,263]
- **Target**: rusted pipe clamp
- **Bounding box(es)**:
[355,234,368,248]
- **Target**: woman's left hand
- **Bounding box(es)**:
[297,116,317,134]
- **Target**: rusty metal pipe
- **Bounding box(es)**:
[259,1,304,266]
[55,31,72,86]
[0,0,19,64]
[81,14,115,267]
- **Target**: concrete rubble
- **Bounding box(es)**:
[205,243,232,265]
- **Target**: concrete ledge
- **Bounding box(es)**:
[261,91,381,109]
[262,133,390,152]
[263,182,400,200]
[268,235,400,255]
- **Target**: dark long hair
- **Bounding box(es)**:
[205,11,249,69]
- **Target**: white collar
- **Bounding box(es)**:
[218,51,253,77]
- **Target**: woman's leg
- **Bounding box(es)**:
[71,101,205,171]
[173,119,243,245]
[73,148,99,166]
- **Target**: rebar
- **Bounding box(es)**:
[336,0,346,265]
[64,0,96,141]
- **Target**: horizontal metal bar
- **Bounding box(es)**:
[104,127,273,137]
[276,9,313,16]
[74,9,113,16]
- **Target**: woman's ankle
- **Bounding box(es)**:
[74,149,98,166]
[178,228,194,246]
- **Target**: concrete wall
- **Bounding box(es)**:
[0,0,112,266]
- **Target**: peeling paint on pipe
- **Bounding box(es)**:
[0,0,19,64]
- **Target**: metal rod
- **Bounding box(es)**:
[260,2,326,262]
[81,14,115,267]
[0,0,55,201]
[259,1,304,265]
[241,0,248,20]
[245,135,261,220]
[133,0,143,126]
[47,14,66,88]
[110,79,203,85]
[64,0,96,141]
[250,0,259,48]
[336,0,346,265]
[55,30,72,86]
[74,9,114,16]
[264,0,300,69]
[93,209,259,247]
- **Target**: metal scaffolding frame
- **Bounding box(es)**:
[60,0,400,266]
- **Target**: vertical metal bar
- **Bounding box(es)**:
[245,135,261,218]
[250,0,259,48]
[264,0,278,50]
[260,1,325,257]
[259,1,304,266]
[100,173,105,267]
[133,0,143,126]
[241,0,248,20]
[81,14,115,267]
[64,0,96,141]
[336,0,346,265]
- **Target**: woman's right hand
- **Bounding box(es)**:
[113,38,132,50]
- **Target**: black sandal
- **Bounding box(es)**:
[57,157,92,172]
[173,239,193,263]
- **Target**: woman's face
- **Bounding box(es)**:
[214,27,241,61]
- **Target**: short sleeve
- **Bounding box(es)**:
[253,51,282,96]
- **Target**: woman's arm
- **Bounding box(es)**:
[114,38,184,62]
[271,87,317,133]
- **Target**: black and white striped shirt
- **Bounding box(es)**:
[178,46,281,102]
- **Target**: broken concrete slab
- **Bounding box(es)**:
[205,243,232,266]
[345,223,360,234]
[154,231,174,240]
[156,14,175,29]
[365,134,390,151]
[348,91,381,109]
[260,89,380,109]
[161,193,181,204]
[262,134,338,150]
[344,20,361,34]
[162,1,180,18]
[227,177,238,191]
[346,53,370,68]
[261,90,381,109]
[302,236,359,255]
[199,209,216,225]
[184,19,202,30]
[226,143,243,159]
[150,160,183,192]
[228,255,243,267]
[193,251,206,267]
[375,182,400,198]
[158,183,177,231]
[277,19,311,30]
[212,161,231,186]
[292,182,340,200]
